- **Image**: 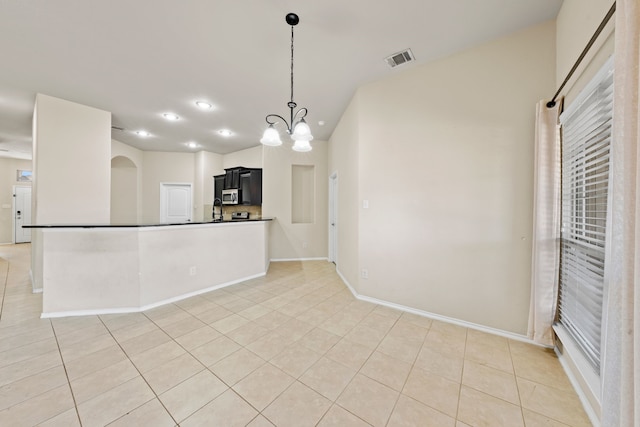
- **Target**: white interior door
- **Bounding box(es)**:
[328,173,338,264]
[160,183,192,224]
[14,186,32,243]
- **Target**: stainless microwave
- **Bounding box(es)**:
[222,188,239,205]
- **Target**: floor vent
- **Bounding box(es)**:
[385,49,414,68]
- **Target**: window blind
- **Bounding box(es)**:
[558,57,614,373]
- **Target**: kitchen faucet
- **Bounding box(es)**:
[213,198,223,221]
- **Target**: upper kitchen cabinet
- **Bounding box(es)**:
[214,167,262,206]
[240,168,262,206]
[214,174,225,201]
[224,167,244,190]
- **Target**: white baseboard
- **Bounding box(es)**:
[336,267,536,345]
[270,257,328,262]
[40,271,267,319]
[29,269,42,293]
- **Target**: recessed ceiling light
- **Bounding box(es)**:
[163,113,180,121]
[185,141,199,149]
[136,130,150,137]
[195,101,213,109]
[218,129,233,137]
[318,121,325,126]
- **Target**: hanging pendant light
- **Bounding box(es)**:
[260,13,313,151]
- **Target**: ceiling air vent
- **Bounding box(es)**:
[385,49,414,68]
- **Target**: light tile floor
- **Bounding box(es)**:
[0,244,592,426]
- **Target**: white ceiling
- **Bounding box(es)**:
[0,0,563,159]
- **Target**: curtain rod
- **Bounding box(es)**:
[547,2,616,108]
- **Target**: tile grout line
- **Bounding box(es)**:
[96,314,180,426]
[508,339,529,427]
[0,251,12,321]
[0,255,589,426]
[454,328,469,424]
[252,273,361,426]
[48,319,84,427]
[318,304,409,426]
[383,318,442,427]
[213,269,364,425]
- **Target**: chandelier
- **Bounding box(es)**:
[260,13,313,152]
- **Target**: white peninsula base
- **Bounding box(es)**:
[37,221,270,318]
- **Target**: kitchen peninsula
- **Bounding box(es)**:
[27,219,272,318]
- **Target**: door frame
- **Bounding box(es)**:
[328,172,338,264]
[13,185,32,243]
[159,182,193,224]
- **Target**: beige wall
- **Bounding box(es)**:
[197,151,223,221]
[110,142,225,223]
[140,151,196,223]
[31,94,111,290]
[111,139,143,223]
[328,95,361,287]
[0,158,32,243]
[107,142,325,259]
[263,141,328,260]
[222,146,263,170]
[329,21,556,334]
[556,0,614,105]
[110,156,137,224]
[32,94,111,224]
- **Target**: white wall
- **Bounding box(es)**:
[40,222,269,316]
[263,141,328,260]
[329,21,556,334]
[0,158,32,243]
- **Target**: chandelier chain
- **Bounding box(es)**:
[290,25,295,104]
[261,13,313,151]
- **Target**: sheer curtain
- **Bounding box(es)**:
[528,99,563,347]
[601,0,640,425]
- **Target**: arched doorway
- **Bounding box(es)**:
[111,156,138,224]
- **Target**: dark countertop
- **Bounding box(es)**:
[24,218,273,229]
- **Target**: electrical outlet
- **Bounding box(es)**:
[362,200,369,209]
[189,266,197,276]
[361,269,369,279]
[303,241,308,249]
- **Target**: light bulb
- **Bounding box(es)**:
[260,125,283,146]
[292,139,312,152]
[291,118,313,142]
[163,113,179,121]
[195,101,212,109]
